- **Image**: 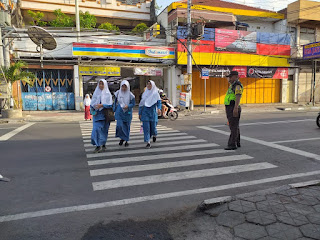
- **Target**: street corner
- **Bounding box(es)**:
[197,181,320,240]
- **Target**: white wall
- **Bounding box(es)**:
[21,0,151,21]
[246,21,274,33]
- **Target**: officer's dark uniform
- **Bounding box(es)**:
[224,75,243,150]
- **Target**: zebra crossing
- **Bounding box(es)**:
[79,120,278,200]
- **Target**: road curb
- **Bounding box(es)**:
[198,180,320,212]
[0,118,25,124]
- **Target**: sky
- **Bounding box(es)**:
[158,0,320,12]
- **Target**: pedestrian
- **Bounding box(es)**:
[90,79,113,153]
[114,80,135,147]
[84,94,92,121]
[224,71,243,150]
[139,80,162,148]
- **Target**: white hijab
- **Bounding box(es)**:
[90,79,113,111]
[115,80,135,112]
[84,94,91,106]
[139,80,161,107]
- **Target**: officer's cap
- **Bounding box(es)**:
[226,71,239,77]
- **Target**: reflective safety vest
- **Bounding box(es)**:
[224,81,243,106]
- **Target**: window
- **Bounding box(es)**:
[117,0,141,5]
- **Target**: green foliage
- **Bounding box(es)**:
[132,23,148,33]
[50,9,74,27]
[98,22,119,31]
[27,10,47,26]
[1,61,35,86]
[79,11,97,29]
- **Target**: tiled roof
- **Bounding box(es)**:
[178,0,274,13]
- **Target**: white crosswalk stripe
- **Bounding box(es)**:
[86,143,219,159]
[92,163,277,191]
[90,155,253,176]
[84,139,206,152]
[87,149,234,166]
[79,121,278,205]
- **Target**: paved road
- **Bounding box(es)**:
[0,110,320,239]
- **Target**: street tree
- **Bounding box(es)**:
[1,61,35,108]
[50,9,74,27]
[27,10,47,26]
[98,22,119,31]
[79,11,97,29]
[132,23,148,34]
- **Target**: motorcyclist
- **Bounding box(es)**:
[159,90,170,118]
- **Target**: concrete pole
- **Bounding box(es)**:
[75,0,80,42]
[294,67,299,103]
[0,28,4,67]
[187,0,193,110]
[3,38,10,68]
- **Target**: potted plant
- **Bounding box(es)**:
[1,61,35,118]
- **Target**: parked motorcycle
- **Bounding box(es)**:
[317,112,320,128]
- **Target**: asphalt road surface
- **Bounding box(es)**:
[0,110,320,240]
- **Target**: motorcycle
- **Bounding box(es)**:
[158,101,179,121]
[317,112,320,128]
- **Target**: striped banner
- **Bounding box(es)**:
[73,43,175,60]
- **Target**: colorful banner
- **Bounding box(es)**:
[215,29,257,53]
[177,27,290,67]
[207,66,288,79]
[79,66,121,76]
[247,67,288,79]
[73,43,175,61]
[134,67,163,76]
[209,67,247,78]
[303,42,320,59]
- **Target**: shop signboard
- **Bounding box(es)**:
[73,43,175,61]
[207,66,288,79]
[179,92,190,108]
[303,41,320,59]
[145,48,170,58]
[79,66,121,76]
[209,67,247,78]
[215,29,257,53]
[247,67,288,79]
[134,67,163,76]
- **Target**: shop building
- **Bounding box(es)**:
[12,28,176,110]
[285,0,320,104]
[157,0,292,106]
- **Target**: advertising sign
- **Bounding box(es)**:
[79,66,121,76]
[209,67,247,78]
[145,48,170,58]
[134,67,163,76]
[179,92,190,108]
[215,29,257,53]
[73,43,175,61]
[247,67,288,79]
[303,42,320,59]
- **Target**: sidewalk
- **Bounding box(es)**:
[180,103,320,116]
[169,181,320,240]
[0,103,319,123]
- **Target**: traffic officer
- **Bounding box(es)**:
[224,71,243,150]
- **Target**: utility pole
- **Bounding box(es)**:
[75,0,80,42]
[187,0,193,110]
